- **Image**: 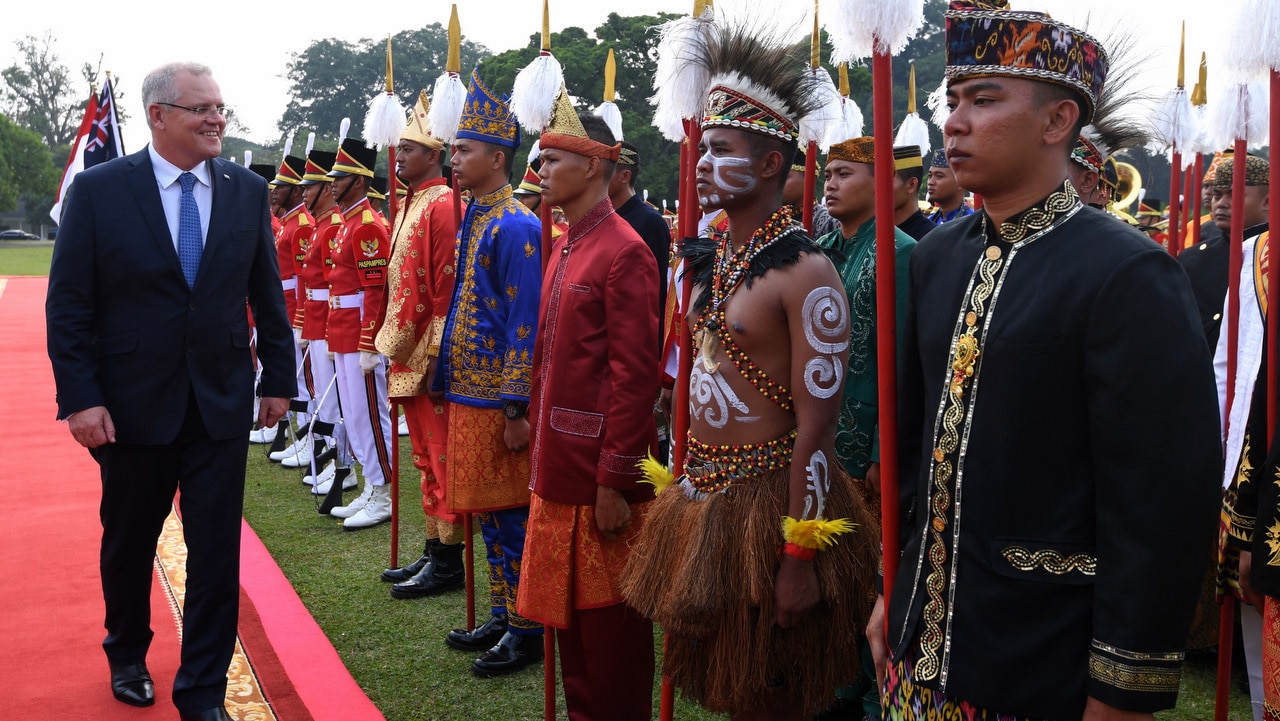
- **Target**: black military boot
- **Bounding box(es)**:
[390,541,465,598]
[381,538,438,583]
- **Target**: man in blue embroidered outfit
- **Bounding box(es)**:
[872,2,1222,719]
[620,23,880,720]
[925,149,972,224]
[432,68,545,677]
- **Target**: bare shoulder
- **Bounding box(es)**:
[774,249,842,305]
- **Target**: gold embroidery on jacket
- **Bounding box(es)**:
[1001,546,1097,575]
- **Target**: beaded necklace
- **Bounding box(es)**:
[694,206,801,412]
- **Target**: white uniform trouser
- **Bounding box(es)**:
[293,339,312,427]
[306,339,340,425]
[333,351,393,487]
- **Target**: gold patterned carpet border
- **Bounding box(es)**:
[156,505,279,721]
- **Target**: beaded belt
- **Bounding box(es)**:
[681,429,797,498]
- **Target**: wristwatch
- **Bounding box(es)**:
[503,401,528,421]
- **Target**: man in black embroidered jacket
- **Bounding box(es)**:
[868,2,1223,720]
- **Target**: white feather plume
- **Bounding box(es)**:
[1151,86,1198,153]
[1259,0,1280,71]
[823,97,865,150]
[926,81,950,131]
[282,132,294,159]
[511,53,565,132]
[826,0,925,62]
[427,72,467,144]
[304,132,315,157]
[338,118,351,146]
[650,11,717,142]
[593,101,624,142]
[363,92,405,150]
[527,139,541,166]
[243,150,252,166]
[894,112,931,156]
[1206,81,1270,149]
[1223,0,1279,78]
[1188,105,1215,156]
[798,67,843,147]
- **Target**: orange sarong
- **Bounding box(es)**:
[516,494,647,629]
[445,403,531,513]
[1265,596,1280,721]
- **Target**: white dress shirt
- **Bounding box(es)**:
[148,143,213,251]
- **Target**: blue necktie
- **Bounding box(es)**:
[177,172,202,288]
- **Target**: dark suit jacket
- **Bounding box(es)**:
[47,148,296,444]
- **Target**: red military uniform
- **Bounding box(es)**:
[298,208,342,338]
[326,197,389,354]
[277,204,312,326]
[375,176,462,530]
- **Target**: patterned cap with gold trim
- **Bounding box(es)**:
[271,155,307,186]
[402,90,445,151]
[456,68,521,150]
[618,142,638,167]
[1212,155,1270,189]
[297,150,336,186]
[893,145,923,171]
[930,149,950,168]
[828,136,876,165]
[1204,149,1234,186]
[945,0,1109,123]
[513,165,542,196]
[539,85,621,162]
[328,138,377,178]
[703,75,798,142]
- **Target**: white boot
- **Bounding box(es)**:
[343,484,392,529]
[397,414,409,436]
[249,424,277,444]
[269,434,307,462]
[281,436,321,468]
[312,464,357,494]
[330,479,374,519]
[303,459,333,486]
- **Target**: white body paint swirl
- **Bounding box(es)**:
[802,286,850,399]
[698,150,757,208]
[803,450,831,520]
[690,352,759,428]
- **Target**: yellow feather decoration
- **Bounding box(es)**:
[637,452,675,494]
[781,516,857,550]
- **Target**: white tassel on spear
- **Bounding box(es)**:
[510,0,565,134]
[826,63,865,149]
[826,0,924,63]
[926,80,949,132]
[364,35,406,151]
[1152,23,1198,169]
[593,48,624,141]
[798,3,842,152]
[893,61,931,155]
[427,4,467,144]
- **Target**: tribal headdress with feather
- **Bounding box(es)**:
[1070,29,1153,176]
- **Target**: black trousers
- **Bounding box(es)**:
[94,392,248,715]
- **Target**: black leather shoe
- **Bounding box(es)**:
[380,553,431,583]
[391,543,464,598]
[471,631,544,678]
[109,661,154,707]
[445,612,508,652]
[179,707,232,721]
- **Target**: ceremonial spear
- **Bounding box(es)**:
[1189,55,1208,247]
[424,3,477,633]
[827,0,924,619]
[1156,23,1194,256]
[363,34,406,570]
[509,4,564,715]
[1210,3,1273,713]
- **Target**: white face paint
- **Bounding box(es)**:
[802,450,831,520]
[700,149,758,196]
[690,353,760,429]
[802,286,850,399]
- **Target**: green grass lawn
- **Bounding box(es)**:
[241,431,1254,721]
[0,244,53,276]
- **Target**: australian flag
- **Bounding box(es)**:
[51,76,125,224]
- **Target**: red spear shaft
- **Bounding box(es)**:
[872,48,900,613]
[1192,153,1205,247]
[449,165,476,633]
[1168,150,1182,255]
[803,141,817,233]
[1214,134,1248,721]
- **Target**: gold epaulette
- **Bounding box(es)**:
[298,215,310,227]
[362,209,375,225]
[330,212,342,225]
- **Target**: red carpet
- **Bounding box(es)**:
[0,276,381,720]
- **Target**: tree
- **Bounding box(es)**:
[0,113,59,220]
[1,33,84,148]
[279,24,490,164]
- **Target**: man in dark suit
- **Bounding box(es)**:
[46,62,294,721]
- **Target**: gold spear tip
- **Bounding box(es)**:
[907,62,917,114]
[693,0,712,17]
[838,62,850,97]
[810,0,820,69]
[385,35,394,93]
[447,5,461,73]
[604,48,616,103]
[1176,21,1185,88]
[541,0,551,52]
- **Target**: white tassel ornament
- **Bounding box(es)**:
[650,11,717,142]
[594,101,624,142]
[799,67,843,149]
[511,53,565,133]
[363,92,405,150]
[826,0,925,62]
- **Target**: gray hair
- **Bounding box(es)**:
[141,62,213,128]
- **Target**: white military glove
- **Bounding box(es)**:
[294,328,308,349]
[359,350,383,375]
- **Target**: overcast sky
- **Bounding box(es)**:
[1,0,1230,152]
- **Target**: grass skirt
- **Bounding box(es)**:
[620,463,879,715]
